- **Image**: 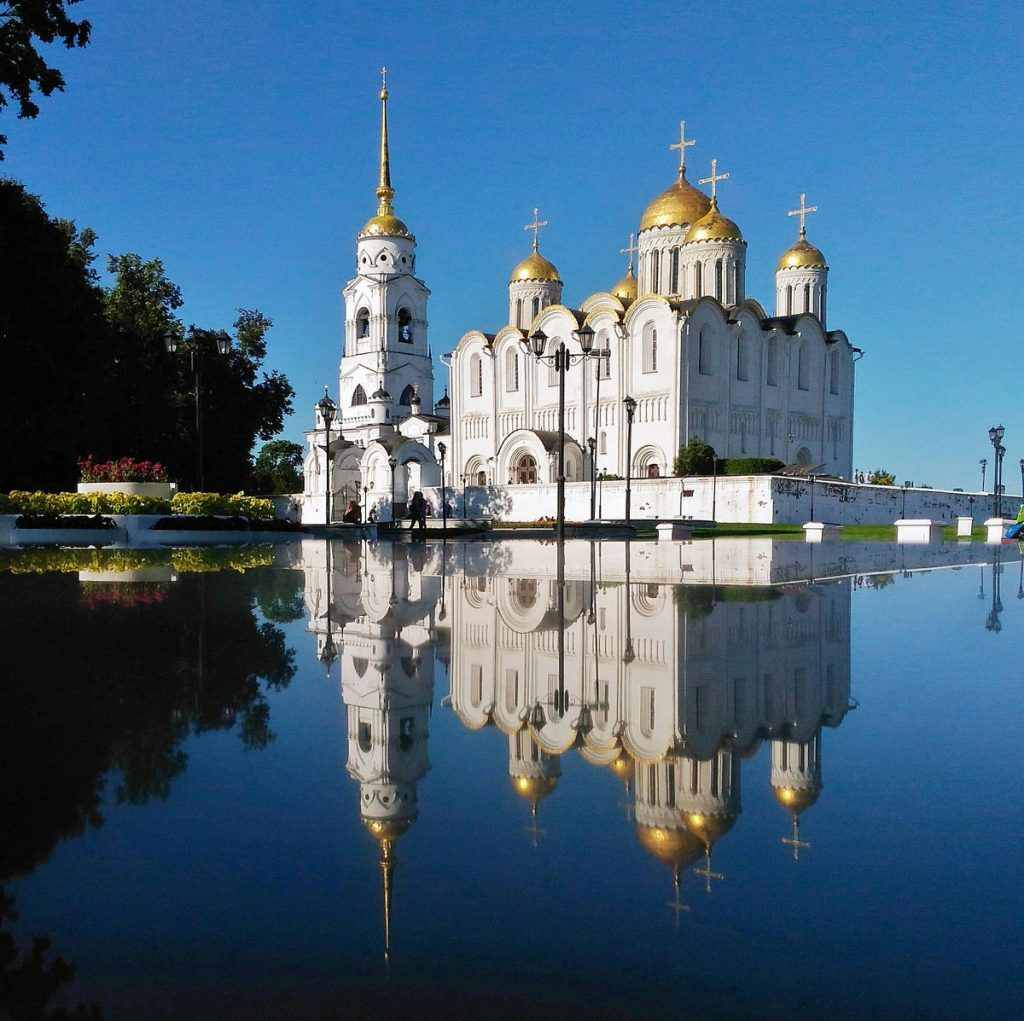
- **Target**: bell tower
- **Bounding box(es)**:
[339,69,434,442]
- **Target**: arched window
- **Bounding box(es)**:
[397,307,413,343]
[785,285,793,316]
[515,298,523,328]
[642,324,657,373]
[670,247,680,293]
[803,283,811,313]
[797,344,810,391]
[650,250,660,292]
[820,286,827,325]
[714,258,723,301]
[678,263,687,298]
[476,469,487,486]
[470,354,483,397]
[596,330,611,379]
[505,347,519,392]
[514,454,538,484]
[599,431,607,455]
[647,464,660,478]
[766,336,779,386]
[351,384,368,407]
[399,384,416,406]
[547,339,560,387]
[694,261,703,296]
[736,334,749,381]
[356,308,370,339]
[728,262,738,305]
[358,721,372,752]
[698,328,712,375]
[532,296,540,320]
[829,352,839,395]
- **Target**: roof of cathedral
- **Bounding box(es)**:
[777,235,827,271]
[772,785,821,815]
[639,170,711,232]
[683,197,744,243]
[510,250,561,284]
[360,212,414,240]
[611,266,638,306]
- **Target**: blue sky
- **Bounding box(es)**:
[5,1,1022,490]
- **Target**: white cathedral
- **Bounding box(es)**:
[302,77,858,522]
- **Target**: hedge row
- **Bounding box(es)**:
[0,546,275,575]
[0,491,275,519]
[717,458,785,476]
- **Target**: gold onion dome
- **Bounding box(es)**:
[360,212,413,240]
[611,266,638,305]
[609,752,635,781]
[685,812,736,846]
[510,251,561,284]
[684,197,743,243]
[639,170,712,232]
[635,824,704,868]
[511,775,558,802]
[363,817,413,842]
[773,786,821,814]
[777,236,827,271]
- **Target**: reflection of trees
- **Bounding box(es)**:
[0,569,295,883]
[251,568,306,623]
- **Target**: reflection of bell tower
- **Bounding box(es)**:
[509,727,560,844]
[679,747,740,892]
[771,728,822,861]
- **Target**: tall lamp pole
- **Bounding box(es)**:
[988,425,1006,517]
[316,388,337,528]
[521,323,596,540]
[1019,458,1024,507]
[980,458,988,493]
[165,327,232,489]
[623,395,637,524]
[587,436,598,520]
[438,441,448,538]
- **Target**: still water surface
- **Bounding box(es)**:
[1,539,1022,1020]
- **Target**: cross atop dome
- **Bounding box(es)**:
[699,158,730,202]
[620,231,639,273]
[788,192,818,239]
[524,207,549,253]
[669,120,696,175]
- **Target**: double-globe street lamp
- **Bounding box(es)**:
[316,388,337,527]
[988,424,1006,518]
[623,395,637,524]
[520,323,597,540]
[437,440,448,537]
[165,327,232,489]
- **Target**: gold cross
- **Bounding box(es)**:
[666,871,691,926]
[781,816,810,861]
[524,207,548,252]
[699,158,730,201]
[788,192,818,238]
[669,119,696,174]
[694,848,725,894]
[380,66,388,90]
[620,231,639,272]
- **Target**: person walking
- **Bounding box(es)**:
[407,491,428,534]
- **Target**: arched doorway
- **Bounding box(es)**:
[514,454,538,485]
[647,465,661,478]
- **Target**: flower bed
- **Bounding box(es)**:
[79,456,167,482]
[1,491,276,519]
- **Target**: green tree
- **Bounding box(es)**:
[0,0,91,159]
[252,439,304,494]
[868,468,896,486]
[673,438,717,477]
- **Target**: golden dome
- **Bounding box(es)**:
[359,213,414,240]
[510,250,561,284]
[635,824,704,867]
[363,817,413,841]
[776,236,827,271]
[611,266,638,306]
[511,774,558,802]
[773,786,820,814]
[683,198,743,244]
[684,812,736,846]
[639,171,711,232]
[609,753,635,782]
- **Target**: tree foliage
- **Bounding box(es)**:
[0,0,91,159]
[868,469,896,486]
[673,438,717,477]
[252,439,304,495]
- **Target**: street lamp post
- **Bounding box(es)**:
[623,395,637,524]
[316,388,337,528]
[165,327,232,489]
[587,436,598,520]
[388,456,398,524]
[980,458,988,493]
[438,441,448,537]
[362,484,368,524]
[988,425,1006,517]
[520,324,596,539]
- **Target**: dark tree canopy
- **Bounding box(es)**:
[673,438,717,477]
[0,0,91,158]
[252,439,304,495]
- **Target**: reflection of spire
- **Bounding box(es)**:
[666,866,691,926]
[379,837,395,961]
[781,815,810,862]
[694,845,725,894]
[524,800,545,848]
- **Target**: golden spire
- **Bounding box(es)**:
[376,66,395,217]
[379,837,395,961]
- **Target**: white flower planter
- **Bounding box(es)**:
[77,482,175,499]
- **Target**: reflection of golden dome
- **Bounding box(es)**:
[773,786,820,814]
[639,172,711,232]
[511,775,558,803]
[510,251,561,284]
[684,198,743,243]
[611,267,638,306]
[776,236,827,271]
[363,817,413,841]
[360,213,414,240]
[685,812,736,846]
[635,824,704,868]
[609,753,634,782]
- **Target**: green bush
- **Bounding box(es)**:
[719,458,785,476]
[169,491,274,519]
[673,439,716,477]
[3,490,171,514]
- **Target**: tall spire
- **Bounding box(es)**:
[376,66,395,217]
[379,838,395,961]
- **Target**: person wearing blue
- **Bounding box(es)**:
[1005,505,1024,539]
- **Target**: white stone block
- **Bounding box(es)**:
[803,522,843,543]
[895,519,946,544]
[955,516,974,537]
[984,518,1013,544]
[657,522,693,541]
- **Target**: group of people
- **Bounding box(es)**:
[337,491,435,532]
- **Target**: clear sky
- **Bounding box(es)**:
[5,0,1023,491]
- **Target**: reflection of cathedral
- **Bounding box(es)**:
[300,538,855,950]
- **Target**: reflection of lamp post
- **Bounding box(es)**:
[362,484,368,523]
[587,437,597,520]
[980,458,988,492]
[988,425,1006,518]
[316,388,337,527]
[165,327,232,489]
[438,441,448,538]
[520,324,596,540]
[622,542,635,664]
[319,536,337,675]
[388,456,398,523]
[623,395,637,524]
[986,547,1003,632]
[599,470,606,518]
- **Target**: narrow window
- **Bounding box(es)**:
[471,665,483,707]
[785,285,793,316]
[505,348,519,392]
[515,298,522,327]
[797,344,809,391]
[698,329,711,376]
[640,687,655,737]
[736,335,749,381]
[397,308,413,343]
[505,669,519,713]
[532,296,540,319]
[470,354,482,397]
[666,763,676,807]
[714,258,723,301]
[803,283,811,312]
[643,325,657,373]
[599,431,607,455]
[399,717,414,752]
[766,337,778,386]
[694,261,703,296]
[358,722,372,752]
[650,250,660,292]
[670,247,680,293]
[547,339,559,386]
[829,353,839,395]
[729,261,739,304]
[356,308,370,339]
[597,331,612,379]
[351,384,367,407]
